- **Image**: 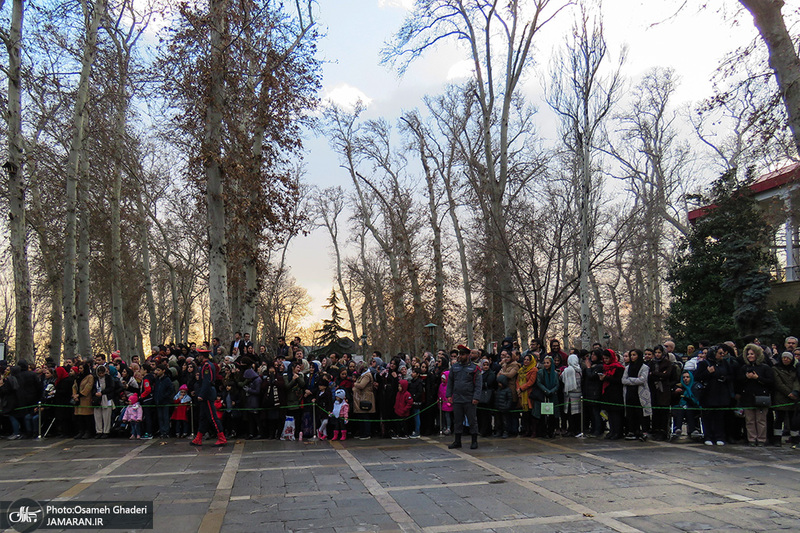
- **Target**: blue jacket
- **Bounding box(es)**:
[199,361,218,401]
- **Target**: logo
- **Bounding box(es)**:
[6,499,44,532]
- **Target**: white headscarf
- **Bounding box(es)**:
[562,354,581,392]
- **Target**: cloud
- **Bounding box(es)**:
[323,83,373,111]
[446,59,474,80]
[378,0,415,10]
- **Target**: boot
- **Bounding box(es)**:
[190,433,203,446]
[470,434,478,449]
[331,431,340,441]
[448,433,462,449]
[340,430,347,441]
[214,433,227,447]
[317,430,326,441]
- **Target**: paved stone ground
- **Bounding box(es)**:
[2,434,800,533]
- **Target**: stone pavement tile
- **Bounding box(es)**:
[483,454,623,479]
[606,484,729,508]
[152,513,205,533]
[696,505,800,531]
[391,490,454,527]
[0,480,75,500]
[616,509,755,533]
[492,518,616,533]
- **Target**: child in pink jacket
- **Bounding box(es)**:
[123,393,143,439]
[438,371,453,435]
[330,389,350,441]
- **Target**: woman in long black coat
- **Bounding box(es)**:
[599,350,624,440]
[695,345,735,446]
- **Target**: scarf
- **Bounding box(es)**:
[562,354,580,392]
[332,398,344,418]
[539,357,559,392]
[679,372,699,407]
[602,351,624,394]
[55,367,69,386]
[517,359,537,410]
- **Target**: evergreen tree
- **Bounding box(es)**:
[667,169,784,345]
[315,289,350,346]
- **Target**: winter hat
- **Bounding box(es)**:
[179,384,188,391]
[70,366,79,374]
[129,393,139,404]
[335,389,346,400]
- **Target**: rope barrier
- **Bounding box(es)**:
[580,398,797,411]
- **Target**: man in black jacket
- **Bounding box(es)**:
[15,361,41,438]
[191,351,226,446]
[446,346,483,450]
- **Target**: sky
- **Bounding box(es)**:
[286,0,760,326]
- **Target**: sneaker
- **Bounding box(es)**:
[715,441,725,446]
[141,434,153,440]
[357,435,371,440]
[443,429,451,436]
[673,430,682,437]
[639,433,649,442]
[690,430,702,439]
[704,440,714,446]
[399,435,408,439]
[410,433,420,438]
[624,434,637,441]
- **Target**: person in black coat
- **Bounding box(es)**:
[15,361,41,438]
[260,363,286,439]
[599,350,624,440]
[695,345,735,445]
[377,359,400,438]
[583,350,605,437]
[737,343,774,446]
[476,359,496,438]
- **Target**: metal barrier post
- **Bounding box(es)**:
[190,403,195,437]
[38,402,43,439]
[580,397,585,437]
[439,399,443,435]
[313,408,317,440]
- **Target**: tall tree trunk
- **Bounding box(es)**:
[740,0,800,156]
[170,265,179,342]
[109,42,130,354]
[589,271,606,344]
[205,0,232,344]
[49,274,63,362]
[444,174,474,347]
[62,0,105,360]
[136,190,158,350]
[4,0,33,361]
[76,164,92,357]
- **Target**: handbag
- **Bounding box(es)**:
[754,395,771,408]
[479,388,493,405]
[541,402,554,415]
[359,400,373,411]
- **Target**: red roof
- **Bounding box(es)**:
[688,162,800,222]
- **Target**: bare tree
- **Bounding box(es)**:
[62,0,107,359]
[385,0,571,339]
[1,0,33,359]
[739,0,800,157]
[313,186,359,340]
[546,2,624,349]
[608,68,693,347]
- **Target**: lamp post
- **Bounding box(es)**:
[360,334,368,362]
[424,323,438,353]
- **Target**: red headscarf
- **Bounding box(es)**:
[55,367,69,385]
[601,350,624,394]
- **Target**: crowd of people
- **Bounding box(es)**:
[1,333,799,450]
